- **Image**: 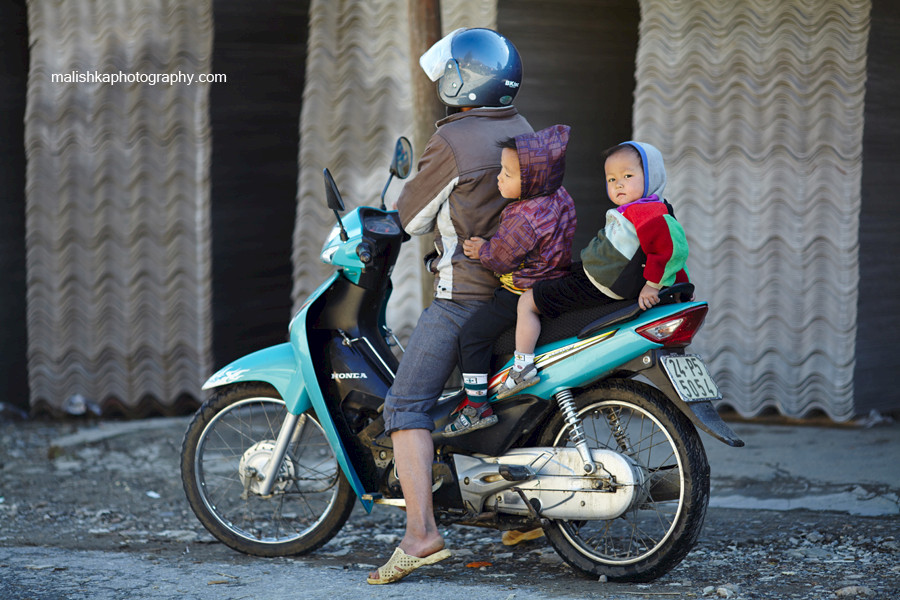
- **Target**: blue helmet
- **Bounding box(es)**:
[419,28,523,108]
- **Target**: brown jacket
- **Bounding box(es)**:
[397,107,532,301]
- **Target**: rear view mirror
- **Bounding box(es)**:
[391,137,413,180]
[323,168,345,212]
[380,137,413,210]
[323,168,348,241]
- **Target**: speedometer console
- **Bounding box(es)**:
[364,215,401,236]
[361,209,402,237]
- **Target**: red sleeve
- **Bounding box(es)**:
[638,216,676,284]
[624,203,688,286]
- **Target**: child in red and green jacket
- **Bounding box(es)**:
[501,141,690,398]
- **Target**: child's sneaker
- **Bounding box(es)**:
[497,364,539,400]
[443,402,497,437]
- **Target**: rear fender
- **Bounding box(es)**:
[620,351,744,447]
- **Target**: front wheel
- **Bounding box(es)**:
[538,379,710,582]
[181,382,356,556]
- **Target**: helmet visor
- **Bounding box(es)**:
[419,28,466,82]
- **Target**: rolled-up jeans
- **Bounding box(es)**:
[383,298,484,435]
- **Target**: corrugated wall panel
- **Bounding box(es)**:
[291,0,420,339]
[24,0,213,415]
[634,0,870,420]
[291,0,503,341]
[442,0,496,31]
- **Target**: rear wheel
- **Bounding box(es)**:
[538,379,709,582]
[181,382,356,556]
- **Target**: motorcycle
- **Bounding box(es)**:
[180,137,744,582]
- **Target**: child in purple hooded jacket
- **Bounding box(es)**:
[444,124,577,436]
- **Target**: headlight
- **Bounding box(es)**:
[320,245,338,264]
[320,225,341,263]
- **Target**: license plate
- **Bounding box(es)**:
[660,354,722,402]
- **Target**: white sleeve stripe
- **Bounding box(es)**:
[404,177,459,236]
[435,201,457,299]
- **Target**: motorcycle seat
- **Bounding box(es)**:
[576,283,695,340]
[491,283,694,356]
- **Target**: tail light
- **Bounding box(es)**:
[636,305,709,347]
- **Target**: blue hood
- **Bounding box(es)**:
[623,141,667,200]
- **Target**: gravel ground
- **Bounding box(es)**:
[1,416,898,599]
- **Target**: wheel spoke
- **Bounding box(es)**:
[551,392,691,564]
[537,383,710,581]
[192,397,341,545]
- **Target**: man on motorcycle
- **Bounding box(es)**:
[368,28,533,585]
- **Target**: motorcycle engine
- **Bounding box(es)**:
[454,447,648,521]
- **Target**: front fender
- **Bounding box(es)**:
[203,273,374,512]
[203,343,311,415]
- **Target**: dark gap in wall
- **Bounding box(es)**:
[0,0,31,411]
[210,0,310,369]
[499,0,640,253]
[855,0,900,416]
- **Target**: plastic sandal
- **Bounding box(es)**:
[366,546,452,584]
[501,527,545,546]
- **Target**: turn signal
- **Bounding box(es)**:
[636,305,709,347]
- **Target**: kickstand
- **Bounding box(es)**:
[511,487,543,522]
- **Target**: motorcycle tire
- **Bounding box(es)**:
[538,379,710,582]
[181,382,356,557]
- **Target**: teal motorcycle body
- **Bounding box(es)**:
[185,138,743,583]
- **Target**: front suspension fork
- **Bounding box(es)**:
[255,412,307,497]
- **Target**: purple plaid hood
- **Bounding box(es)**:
[516,124,570,199]
[476,124,577,289]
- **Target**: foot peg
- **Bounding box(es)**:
[499,464,533,482]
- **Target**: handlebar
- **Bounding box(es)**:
[356,242,373,264]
